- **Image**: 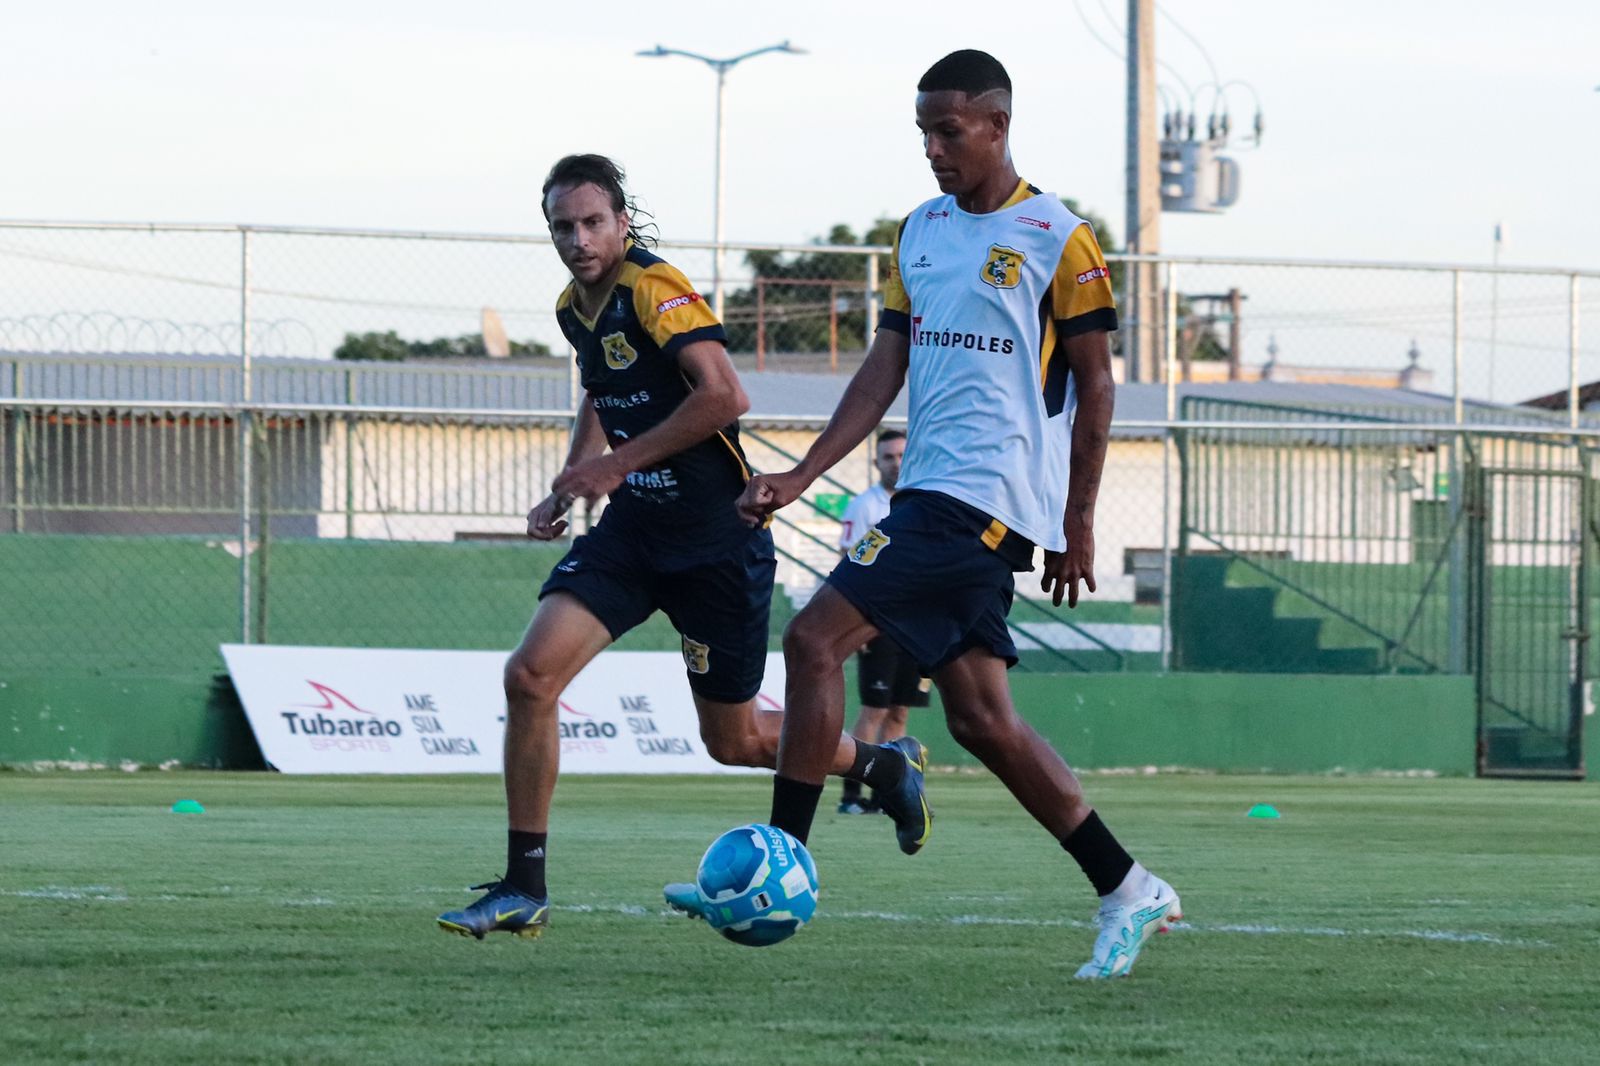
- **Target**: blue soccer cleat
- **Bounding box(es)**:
[437,880,549,940]
[1073,873,1182,980]
[875,736,933,855]
[663,881,708,919]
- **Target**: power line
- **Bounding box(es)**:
[1074,0,1193,98]
[1156,3,1221,104]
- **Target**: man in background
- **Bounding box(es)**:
[835,429,930,814]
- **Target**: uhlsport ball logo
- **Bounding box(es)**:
[695,823,820,947]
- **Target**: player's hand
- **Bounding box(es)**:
[1042,517,1096,608]
[551,455,624,507]
[526,493,572,540]
[736,470,809,527]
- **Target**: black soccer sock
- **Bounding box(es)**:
[769,775,825,845]
[840,776,864,801]
[506,830,548,898]
[848,740,906,791]
[1059,811,1136,897]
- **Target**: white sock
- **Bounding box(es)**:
[1101,862,1150,905]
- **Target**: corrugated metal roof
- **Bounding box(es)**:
[0,352,572,410]
[1,353,1552,430]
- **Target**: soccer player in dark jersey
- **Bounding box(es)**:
[436,154,927,940]
[736,53,1181,979]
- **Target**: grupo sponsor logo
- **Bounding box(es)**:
[909,316,1017,354]
[655,292,701,315]
[279,681,403,752]
[1014,215,1053,230]
[925,208,950,220]
[1076,266,1109,285]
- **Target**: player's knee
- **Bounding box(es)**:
[943,702,1015,756]
[503,654,562,715]
[700,730,756,767]
[782,613,845,674]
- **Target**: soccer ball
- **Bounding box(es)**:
[695,823,819,947]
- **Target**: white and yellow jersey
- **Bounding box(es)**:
[879,179,1116,552]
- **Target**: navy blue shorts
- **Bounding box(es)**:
[539,517,775,704]
[826,490,1034,675]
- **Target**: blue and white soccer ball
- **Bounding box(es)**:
[695,823,820,947]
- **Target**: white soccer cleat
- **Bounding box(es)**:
[1073,873,1182,980]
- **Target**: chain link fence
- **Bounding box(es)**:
[3,221,1600,772]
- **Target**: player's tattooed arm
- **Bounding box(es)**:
[529,400,609,539]
[738,329,911,526]
[553,340,748,508]
[1043,328,1115,607]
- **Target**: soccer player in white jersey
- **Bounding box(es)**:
[736,50,1181,979]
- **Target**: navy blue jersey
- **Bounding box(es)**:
[555,243,752,556]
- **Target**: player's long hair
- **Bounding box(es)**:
[540,154,659,248]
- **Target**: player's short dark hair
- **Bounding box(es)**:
[541,153,658,247]
[917,50,1011,96]
[876,429,906,447]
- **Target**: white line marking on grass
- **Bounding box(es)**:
[3,886,129,902]
[0,887,1554,948]
[832,908,1550,947]
[1183,921,1546,947]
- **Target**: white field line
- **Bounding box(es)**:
[0,885,1554,948]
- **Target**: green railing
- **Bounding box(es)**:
[1175,397,1592,776]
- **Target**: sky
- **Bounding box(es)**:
[4,0,1596,267]
[1,1,1597,399]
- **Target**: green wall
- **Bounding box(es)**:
[2,669,1477,775]
[1,675,264,769]
[0,533,1479,774]
[903,673,1478,776]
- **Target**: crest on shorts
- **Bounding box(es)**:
[847,527,891,566]
[980,244,1026,289]
[601,331,638,370]
[681,635,711,675]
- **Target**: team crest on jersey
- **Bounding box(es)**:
[601,331,639,370]
[847,527,891,566]
[681,636,711,675]
[981,245,1026,289]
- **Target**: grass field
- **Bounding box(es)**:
[2,772,1598,1065]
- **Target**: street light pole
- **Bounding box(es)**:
[636,41,805,322]
[714,64,728,323]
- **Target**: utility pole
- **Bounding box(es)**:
[1228,287,1242,381]
[1125,0,1161,383]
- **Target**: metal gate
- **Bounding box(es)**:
[1472,467,1588,777]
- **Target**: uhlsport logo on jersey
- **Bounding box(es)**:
[681,636,712,675]
[601,331,639,370]
[847,527,891,566]
[981,245,1026,289]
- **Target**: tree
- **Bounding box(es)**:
[1062,199,1227,364]
[723,220,899,354]
[334,331,552,361]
